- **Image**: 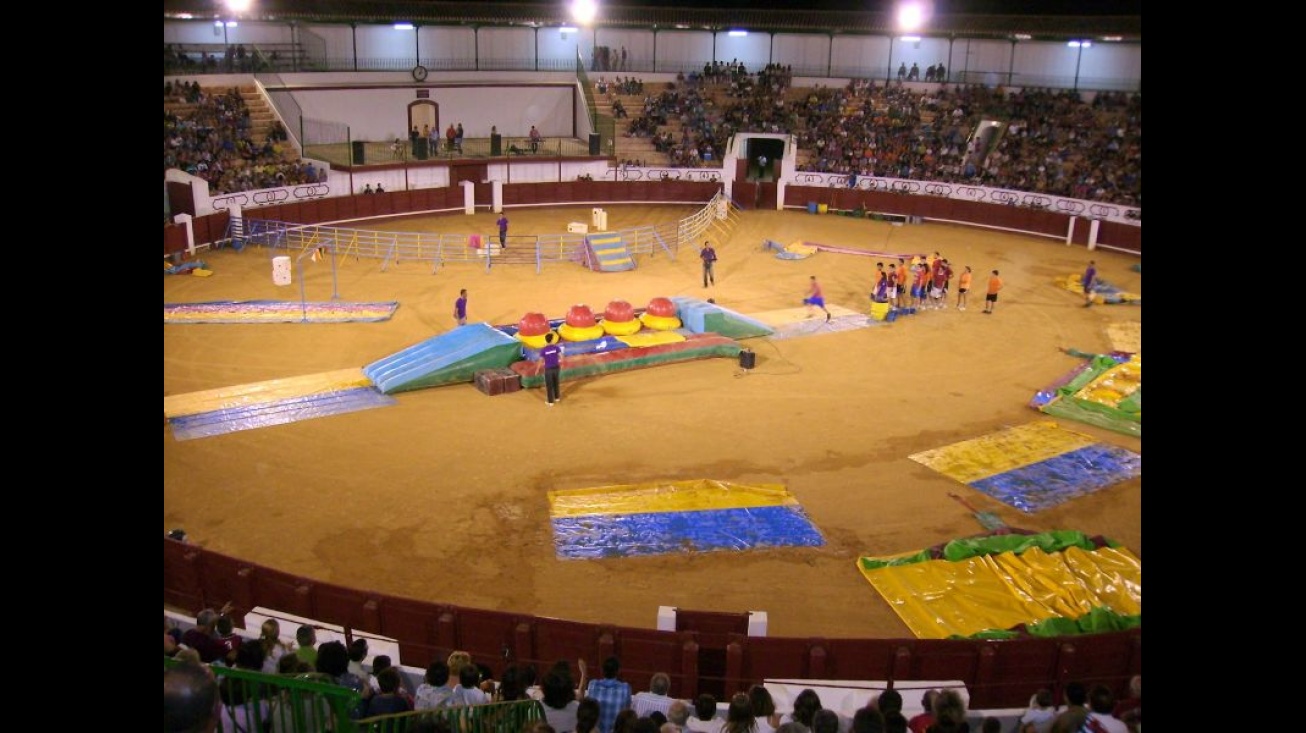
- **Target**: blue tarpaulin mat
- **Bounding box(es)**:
[168,387,396,440]
[551,505,826,560]
[970,443,1142,513]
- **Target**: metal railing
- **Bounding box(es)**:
[235,190,737,274]
[164,657,363,733]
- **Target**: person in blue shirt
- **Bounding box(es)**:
[585,656,632,733]
[541,332,564,406]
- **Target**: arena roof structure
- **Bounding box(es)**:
[162,0,1141,43]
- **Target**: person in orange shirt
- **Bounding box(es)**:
[895,259,909,308]
[955,265,973,310]
[983,269,1003,314]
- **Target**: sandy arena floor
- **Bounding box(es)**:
[163,205,1141,640]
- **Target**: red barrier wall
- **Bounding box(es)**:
[165,182,1139,256]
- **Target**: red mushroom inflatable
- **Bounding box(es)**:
[639,296,682,331]
[601,299,641,336]
[515,312,554,349]
[558,304,605,341]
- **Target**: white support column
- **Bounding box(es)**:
[173,213,195,258]
[492,180,504,213]
[775,181,785,210]
[1087,218,1100,251]
[747,611,768,637]
[461,180,476,215]
[656,606,677,632]
[1065,215,1077,246]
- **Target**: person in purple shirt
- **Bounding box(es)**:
[453,288,468,326]
[1082,260,1097,307]
[540,331,563,406]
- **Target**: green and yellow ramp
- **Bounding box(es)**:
[586,232,636,272]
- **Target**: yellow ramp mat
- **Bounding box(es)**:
[909,420,1096,485]
[614,331,687,348]
[164,367,372,418]
[859,544,1142,639]
[548,479,797,517]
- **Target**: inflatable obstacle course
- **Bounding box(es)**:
[364,323,523,394]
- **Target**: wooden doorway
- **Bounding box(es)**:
[408,100,439,146]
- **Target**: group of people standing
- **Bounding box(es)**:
[865,253,1004,314]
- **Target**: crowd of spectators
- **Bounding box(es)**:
[166,612,1142,733]
[164,80,325,196]
[608,71,1140,207]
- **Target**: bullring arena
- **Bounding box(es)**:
[164,195,1141,712]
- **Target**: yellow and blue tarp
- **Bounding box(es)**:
[547,480,825,560]
[910,421,1141,513]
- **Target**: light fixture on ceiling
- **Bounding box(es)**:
[728,30,747,37]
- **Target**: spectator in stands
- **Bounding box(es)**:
[853,707,885,733]
[883,713,908,733]
[415,659,455,710]
[907,690,938,733]
[318,639,372,719]
[613,709,640,733]
[667,700,691,733]
[371,655,414,705]
[924,690,966,733]
[747,686,781,733]
[543,661,586,733]
[367,667,415,717]
[180,605,229,664]
[632,672,678,719]
[686,694,719,733]
[318,640,366,694]
[347,638,370,681]
[294,625,317,667]
[722,693,758,733]
[165,661,219,733]
[447,651,475,682]
[576,697,603,733]
[219,643,271,733]
[376,183,385,193]
[363,183,374,194]
[874,689,902,718]
[1016,688,1055,733]
[811,710,840,733]
[165,618,181,657]
[213,612,243,666]
[1112,676,1139,733]
[978,719,999,733]
[449,662,492,706]
[456,123,465,153]
[257,619,292,674]
[782,689,822,733]
[523,664,543,701]
[1081,685,1127,733]
[499,663,529,702]
[1044,679,1086,731]
[586,656,633,733]
[530,126,543,153]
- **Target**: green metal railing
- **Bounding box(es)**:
[358,698,546,733]
[164,657,363,733]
